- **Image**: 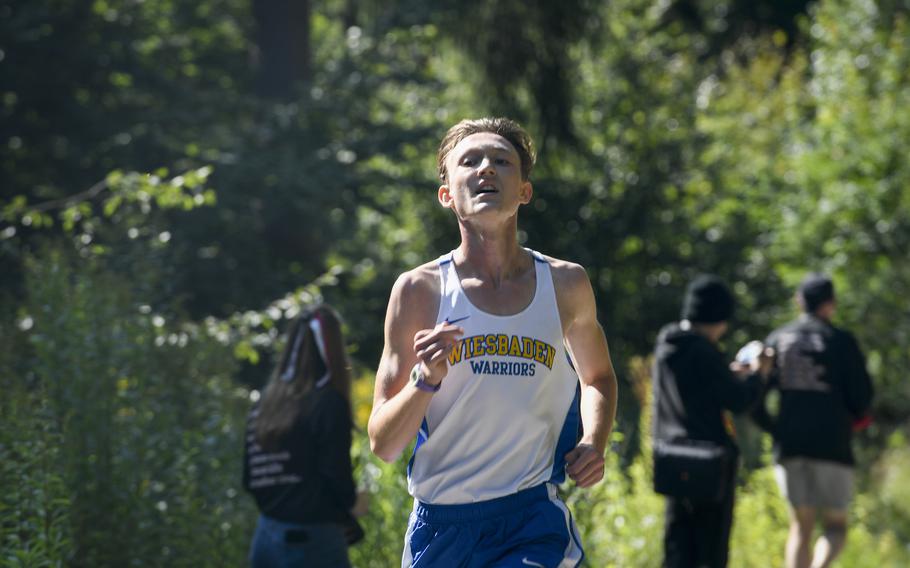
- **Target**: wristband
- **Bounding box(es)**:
[410,364,441,393]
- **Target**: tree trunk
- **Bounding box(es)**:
[252,0,311,99]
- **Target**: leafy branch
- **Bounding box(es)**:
[1,167,216,236]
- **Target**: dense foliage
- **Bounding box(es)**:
[2,0,909,565]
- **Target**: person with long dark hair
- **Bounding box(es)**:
[243,304,366,568]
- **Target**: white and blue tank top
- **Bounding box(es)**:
[407,249,581,504]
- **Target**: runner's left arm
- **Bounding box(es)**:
[557,263,618,488]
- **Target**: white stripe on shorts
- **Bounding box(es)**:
[401,511,415,568]
[546,484,584,568]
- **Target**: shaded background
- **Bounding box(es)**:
[2,0,909,566]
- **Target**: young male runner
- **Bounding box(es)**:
[368,117,618,567]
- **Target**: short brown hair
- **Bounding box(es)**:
[436,117,536,182]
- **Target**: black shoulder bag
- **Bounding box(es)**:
[653,439,732,503]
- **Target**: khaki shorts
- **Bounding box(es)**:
[775,458,854,510]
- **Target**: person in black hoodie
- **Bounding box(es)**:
[752,274,873,568]
[653,275,770,568]
[243,305,368,568]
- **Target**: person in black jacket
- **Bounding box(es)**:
[243,304,367,568]
[752,274,873,568]
[653,275,770,568]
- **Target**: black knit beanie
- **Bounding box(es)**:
[681,275,735,323]
[798,273,834,312]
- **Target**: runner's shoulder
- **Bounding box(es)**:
[390,260,442,310]
[534,253,590,292]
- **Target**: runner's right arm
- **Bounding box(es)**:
[368,267,463,463]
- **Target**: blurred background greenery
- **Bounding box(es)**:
[2,0,909,566]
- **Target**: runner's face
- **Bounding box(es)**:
[439,132,531,219]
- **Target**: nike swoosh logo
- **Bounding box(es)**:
[444,315,470,325]
[521,558,545,568]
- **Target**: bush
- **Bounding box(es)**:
[1,247,255,567]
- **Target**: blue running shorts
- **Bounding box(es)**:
[402,483,584,568]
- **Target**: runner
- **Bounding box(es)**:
[368,117,618,567]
